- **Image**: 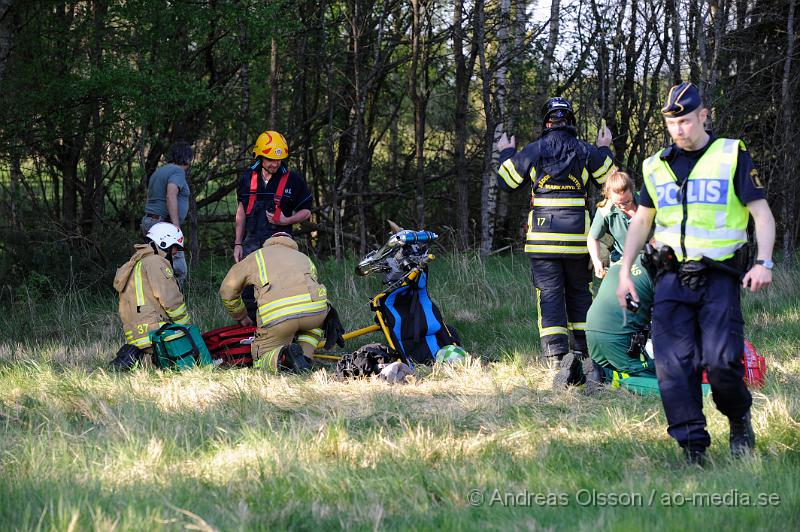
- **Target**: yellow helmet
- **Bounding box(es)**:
[252,130,289,160]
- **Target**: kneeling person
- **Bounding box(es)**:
[219,233,328,372]
[110,222,192,370]
[584,256,656,393]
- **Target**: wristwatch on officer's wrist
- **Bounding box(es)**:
[755,258,774,270]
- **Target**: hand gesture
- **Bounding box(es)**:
[616,271,639,310]
[266,209,287,226]
[592,259,606,279]
[596,125,612,147]
[497,132,516,151]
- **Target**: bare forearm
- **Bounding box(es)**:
[166,188,180,228]
[284,209,311,225]
[620,208,655,271]
[587,236,602,264]
[235,203,246,243]
[751,201,776,260]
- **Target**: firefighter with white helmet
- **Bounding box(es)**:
[109,222,192,370]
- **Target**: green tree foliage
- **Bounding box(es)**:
[0,0,797,294]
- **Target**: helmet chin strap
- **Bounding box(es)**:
[148,241,172,262]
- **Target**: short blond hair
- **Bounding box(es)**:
[598,170,635,207]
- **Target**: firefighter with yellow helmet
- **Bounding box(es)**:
[234,130,314,320]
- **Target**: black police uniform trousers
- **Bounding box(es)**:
[530,256,592,357]
[652,268,751,451]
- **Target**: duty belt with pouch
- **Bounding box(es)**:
[644,243,747,289]
[642,243,677,283]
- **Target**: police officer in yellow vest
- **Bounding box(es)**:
[617,82,776,465]
[497,97,615,382]
[110,222,192,370]
[219,232,329,373]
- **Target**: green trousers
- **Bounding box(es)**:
[587,330,711,397]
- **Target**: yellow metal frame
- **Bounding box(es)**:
[311,262,428,361]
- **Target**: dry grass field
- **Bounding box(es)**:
[1,253,798,530]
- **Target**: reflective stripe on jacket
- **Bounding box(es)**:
[219,236,328,328]
[643,138,749,261]
[113,244,189,348]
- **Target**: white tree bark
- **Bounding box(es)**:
[782,0,797,265]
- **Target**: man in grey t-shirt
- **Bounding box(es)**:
[141,141,193,289]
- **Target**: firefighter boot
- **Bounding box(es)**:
[109,344,144,371]
[278,343,312,374]
[552,352,586,390]
[544,354,562,370]
[582,357,605,396]
[729,411,756,458]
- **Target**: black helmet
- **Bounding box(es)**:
[541,97,575,129]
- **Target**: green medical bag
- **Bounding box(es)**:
[149,323,213,369]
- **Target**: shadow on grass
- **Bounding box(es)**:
[1,429,799,531]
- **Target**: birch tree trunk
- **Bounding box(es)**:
[542,0,560,85]
[270,36,279,129]
[10,151,21,227]
[781,0,796,265]
[238,3,250,162]
[708,0,724,98]
[477,0,498,256]
[453,0,469,249]
[410,0,427,228]
[494,0,511,230]
[666,0,681,83]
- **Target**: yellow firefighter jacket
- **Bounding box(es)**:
[219,235,328,327]
[113,244,190,349]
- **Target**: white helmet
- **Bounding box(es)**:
[146,222,185,251]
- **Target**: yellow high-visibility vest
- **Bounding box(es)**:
[642,138,749,261]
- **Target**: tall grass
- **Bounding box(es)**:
[1,253,798,530]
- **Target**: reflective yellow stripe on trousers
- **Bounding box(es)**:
[258,293,328,325]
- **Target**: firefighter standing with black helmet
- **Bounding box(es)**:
[617,82,776,466]
[497,97,615,387]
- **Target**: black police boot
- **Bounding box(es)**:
[683,447,706,467]
[582,357,605,396]
[109,344,144,371]
[277,343,312,374]
[729,411,756,458]
[552,352,585,390]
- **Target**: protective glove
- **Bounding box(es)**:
[323,305,346,349]
[678,262,707,290]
